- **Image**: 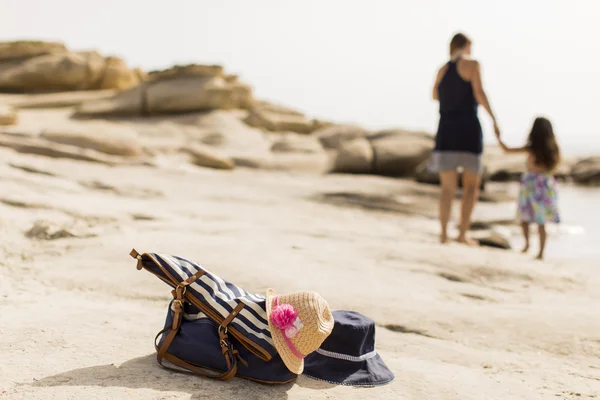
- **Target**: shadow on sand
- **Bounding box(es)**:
[27,354,297,399]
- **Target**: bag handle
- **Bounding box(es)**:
[154,280,247,380]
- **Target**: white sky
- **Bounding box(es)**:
[1,0,598,154]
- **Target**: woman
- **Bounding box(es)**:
[431,33,500,245]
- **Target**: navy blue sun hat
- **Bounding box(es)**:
[303,310,394,387]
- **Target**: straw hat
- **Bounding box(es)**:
[265,289,334,374]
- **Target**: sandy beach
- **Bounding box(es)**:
[0,39,599,399]
[1,114,599,399]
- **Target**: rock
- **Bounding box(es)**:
[368,131,434,176]
[314,124,369,150]
[471,230,512,250]
[0,51,140,92]
[40,125,142,156]
[368,128,432,141]
[147,64,224,81]
[415,160,439,185]
[244,101,315,134]
[571,157,600,186]
[0,105,17,125]
[270,133,324,154]
[145,76,235,113]
[331,138,374,174]
[269,153,330,174]
[0,41,67,61]
[25,219,97,240]
[76,74,253,116]
[25,220,77,240]
[194,111,271,156]
[98,56,141,90]
[75,85,144,116]
[0,133,133,165]
[4,90,117,109]
[183,144,235,170]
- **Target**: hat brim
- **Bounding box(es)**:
[265,288,304,375]
[303,351,394,387]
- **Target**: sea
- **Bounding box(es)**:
[494,183,599,262]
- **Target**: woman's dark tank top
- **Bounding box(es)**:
[434,57,483,155]
[438,58,478,114]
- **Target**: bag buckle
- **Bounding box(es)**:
[172,299,184,310]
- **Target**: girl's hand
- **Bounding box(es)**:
[493,121,501,138]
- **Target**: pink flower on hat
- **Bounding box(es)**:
[270,303,297,330]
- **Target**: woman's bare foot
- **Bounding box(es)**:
[535,253,544,260]
[521,244,530,253]
[456,236,479,246]
[440,232,449,244]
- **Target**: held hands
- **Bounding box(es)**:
[493,120,501,139]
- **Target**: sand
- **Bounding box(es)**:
[0,112,599,400]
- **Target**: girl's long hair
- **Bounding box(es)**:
[527,117,561,171]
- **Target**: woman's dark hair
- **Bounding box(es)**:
[527,117,561,170]
[450,33,471,55]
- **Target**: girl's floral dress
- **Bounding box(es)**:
[518,172,560,224]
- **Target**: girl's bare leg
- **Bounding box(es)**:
[536,224,547,260]
[520,221,530,253]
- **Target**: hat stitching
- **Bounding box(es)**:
[315,348,378,362]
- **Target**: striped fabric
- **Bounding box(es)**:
[151,253,275,353]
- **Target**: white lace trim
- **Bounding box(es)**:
[315,348,378,362]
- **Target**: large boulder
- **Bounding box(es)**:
[40,124,142,157]
[98,56,142,90]
[146,76,237,114]
[75,65,254,116]
[183,143,235,170]
[0,105,17,125]
[368,130,434,176]
[244,101,317,134]
[314,124,369,150]
[331,138,374,174]
[571,157,600,186]
[0,41,67,62]
[0,50,140,92]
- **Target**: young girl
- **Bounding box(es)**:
[496,117,561,260]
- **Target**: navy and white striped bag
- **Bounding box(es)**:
[130,249,297,384]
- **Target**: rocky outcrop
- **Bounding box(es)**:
[40,124,142,156]
[329,129,434,176]
[0,41,66,61]
[571,157,600,186]
[270,133,324,154]
[0,105,17,125]
[0,133,134,165]
[315,124,369,150]
[183,144,235,170]
[244,101,319,134]
[331,138,374,174]
[368,130,434,177]
[75,64,254,116]
[0,41,141,92]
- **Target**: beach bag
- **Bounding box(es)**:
[129,249,297,384]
